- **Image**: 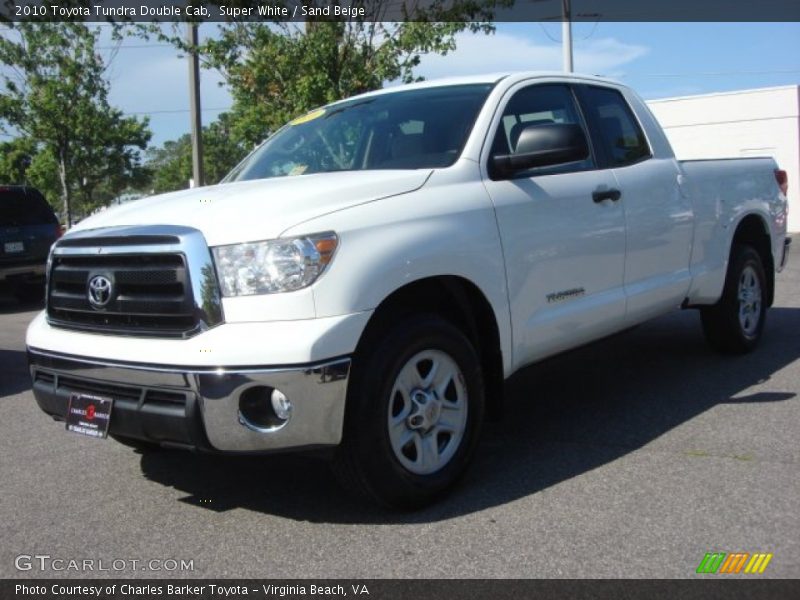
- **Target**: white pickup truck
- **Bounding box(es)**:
[27,72,790,507]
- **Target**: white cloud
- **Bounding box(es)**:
[416,30,649,80]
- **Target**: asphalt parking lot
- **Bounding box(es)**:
[1,256,798,580]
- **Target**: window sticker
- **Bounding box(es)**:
[290,109,326,126]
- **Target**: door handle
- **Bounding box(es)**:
[592,189,622,203]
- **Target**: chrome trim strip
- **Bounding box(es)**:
[27,347,349,376]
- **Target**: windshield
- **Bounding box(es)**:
[225,84,494,182]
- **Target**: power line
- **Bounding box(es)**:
[96,43,173,49]
[125,106,230,115]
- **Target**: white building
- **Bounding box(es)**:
[647,85,799,232]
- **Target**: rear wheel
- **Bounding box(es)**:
[701,244,767,354]
[333,315,485,508]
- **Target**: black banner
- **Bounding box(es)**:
[4,580,800,600]
[2,0,800,23]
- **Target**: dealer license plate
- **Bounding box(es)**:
[65,393,113,439]
[4,241,24,254]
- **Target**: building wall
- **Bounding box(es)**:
[647,86,800,231]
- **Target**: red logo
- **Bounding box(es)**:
[86,405,96,421]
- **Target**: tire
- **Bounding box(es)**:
[701,244,767,354]
[333,315,485,509]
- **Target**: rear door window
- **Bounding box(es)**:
[577,86,652,168]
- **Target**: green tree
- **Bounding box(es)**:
[0,23,151,223]
[155,1,505,148]
[147,136,193,194]
[147,115,248,194]
[0,137,36,184]
[0,138,62,210]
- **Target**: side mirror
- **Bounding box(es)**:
[491,122,589,178]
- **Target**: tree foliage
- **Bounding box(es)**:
[0,23,151,223]
[153,1,506,148]
[0,137,36,184]
[0,137,61,207]
[146,114,248,193]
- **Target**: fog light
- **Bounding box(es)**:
[238,386,290,431]
[271,389,292,421]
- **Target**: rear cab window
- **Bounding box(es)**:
[0,187,58,226]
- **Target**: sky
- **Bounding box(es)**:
[3,22,800,147]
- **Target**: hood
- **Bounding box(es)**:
[70,170,431,246]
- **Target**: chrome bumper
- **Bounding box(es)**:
[28,348,350,453]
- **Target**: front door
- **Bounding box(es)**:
[481,82,627,370]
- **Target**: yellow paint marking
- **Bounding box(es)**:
[290,108,325,125]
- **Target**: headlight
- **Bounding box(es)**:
[212,232,338,297]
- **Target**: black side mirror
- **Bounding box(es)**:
[491,122,589,178]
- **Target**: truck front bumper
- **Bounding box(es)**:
[0,261,45,283]
[28,348,350,453]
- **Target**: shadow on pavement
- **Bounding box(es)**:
[139,306,800,522]
[0,290,38,397]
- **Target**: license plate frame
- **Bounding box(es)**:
[3,241,24,254]
[65,393,113,439]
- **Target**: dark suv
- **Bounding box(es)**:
[0,186,61,302]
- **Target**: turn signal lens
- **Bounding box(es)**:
[775,169,788,196]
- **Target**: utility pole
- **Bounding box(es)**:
[562,0,573,72]
[187,22,204,188]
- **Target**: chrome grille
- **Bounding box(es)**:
[45,225,223,338]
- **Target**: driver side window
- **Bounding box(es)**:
[491,84,595,176]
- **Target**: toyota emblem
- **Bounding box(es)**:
[87,275,113,309]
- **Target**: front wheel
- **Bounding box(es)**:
[333,315,485,509]
[701,244,768,354]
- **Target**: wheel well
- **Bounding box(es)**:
[355,276,505,420]
[732,215,774,306]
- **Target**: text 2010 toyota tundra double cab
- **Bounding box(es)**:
[27,73,790,507]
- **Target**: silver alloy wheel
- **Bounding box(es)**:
[387,349,468,475]
[738,265,762,337]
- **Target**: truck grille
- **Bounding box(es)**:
[47,253,199,336]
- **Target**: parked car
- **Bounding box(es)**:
[27,73,790,507]
[0,185,61,302]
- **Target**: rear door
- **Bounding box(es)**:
[575,85,694,323]
[481,82,628,369]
